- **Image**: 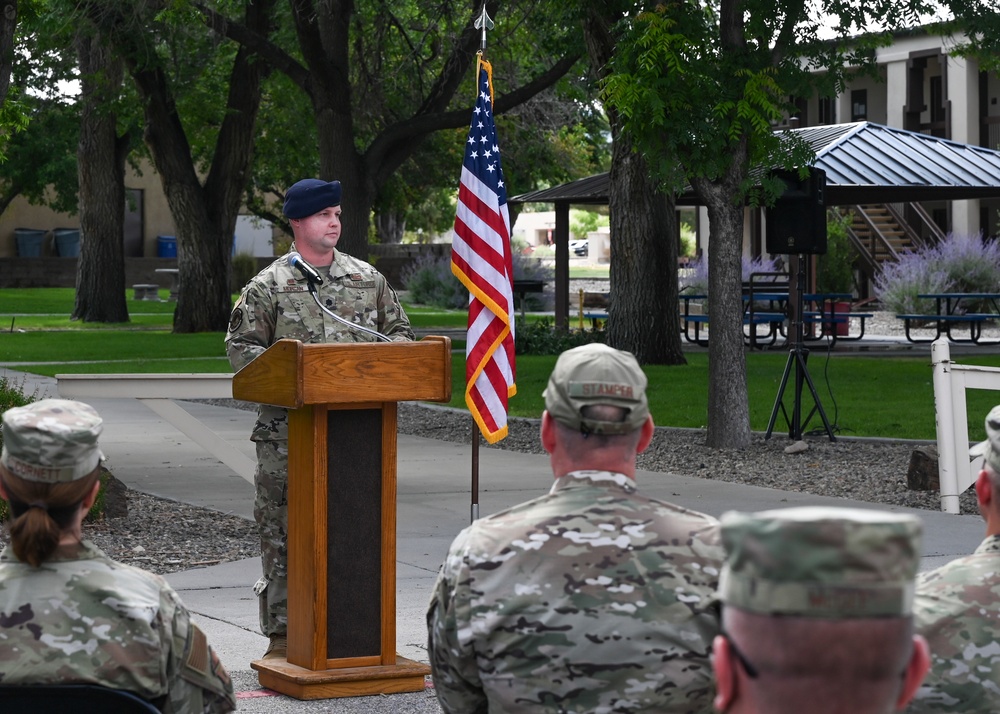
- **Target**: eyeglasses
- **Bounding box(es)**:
[721,630,759,679]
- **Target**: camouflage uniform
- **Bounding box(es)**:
[910,534,1000,712]
[427,469,723,714]
[0,539,235,713]
[226,245,413,636]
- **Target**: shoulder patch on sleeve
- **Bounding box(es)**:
[185,622,210,677]
[228,308,244,334]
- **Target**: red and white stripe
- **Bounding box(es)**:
[451,59,516,443]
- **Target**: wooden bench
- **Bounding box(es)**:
[896,313,997,344]
[132,283,160,301]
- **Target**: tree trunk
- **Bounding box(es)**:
[583,1,685,366]
[72,31,129,324]
[694,173,752,450]
[374,211,405,244]
[606,134,686,365]
[0,1,17,108]
[316,122,375,259]
[99,0,274,332]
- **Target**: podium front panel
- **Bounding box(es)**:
[326,408,382,659]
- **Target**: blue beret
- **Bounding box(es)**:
[283,179,342,219]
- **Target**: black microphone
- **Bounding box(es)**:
[287,252,324,286]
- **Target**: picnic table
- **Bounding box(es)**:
[896,293,1000,344]
[680,292,786,348]
[512,279,545,319]
[801,293,873,344]
[681,290,873,347]
[155,267,180,301]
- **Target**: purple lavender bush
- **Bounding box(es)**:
[401,245,554,311]
[679,255,783,298]
[874,233,1000,314]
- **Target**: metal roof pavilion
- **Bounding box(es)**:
[510,121,1000,328]
[509,121,1000,206]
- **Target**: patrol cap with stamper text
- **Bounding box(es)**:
[717,506,922,618]
[543,343,649,435]
[283,178,342,219]
[1,398,104,483]
[969,403,1000,473]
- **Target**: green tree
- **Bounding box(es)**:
[0,1,16,108]
[0,96,78,215]
[203,0,586,258]
[939,2,1000,71]
[72,25,138,323]
[583,1,686,367]
[0,0,29,157]
[0,3,80,217]
[76,0,276,333]
[603,1,936,447]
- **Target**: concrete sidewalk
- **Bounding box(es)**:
[6,369,988,712]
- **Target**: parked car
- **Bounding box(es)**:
[570,239,588,256]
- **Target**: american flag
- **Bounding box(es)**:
[451,57,516,444]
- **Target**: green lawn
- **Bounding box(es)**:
[4,289,998,443]
[1,288,475,331]
[448,351,1000,442]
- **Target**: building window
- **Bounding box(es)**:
[819,97,835,125]
[930,76,945,123]
[791,97,807,126]
[851,90,867,121]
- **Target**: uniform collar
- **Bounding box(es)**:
[0,539,105,564]
[976,533,1000,555]
[550,469,637,495]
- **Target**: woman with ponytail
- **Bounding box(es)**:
[0,399,236,712]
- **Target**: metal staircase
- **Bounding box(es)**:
[844,203,944,297]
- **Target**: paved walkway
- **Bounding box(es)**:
[3,369,989,712]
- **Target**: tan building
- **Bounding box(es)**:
[0,160,275,260]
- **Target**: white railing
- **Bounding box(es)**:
[931,338,1000,513]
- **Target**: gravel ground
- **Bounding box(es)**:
[2,305,985,575]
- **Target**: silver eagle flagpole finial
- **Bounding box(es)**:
[474,4,494,53]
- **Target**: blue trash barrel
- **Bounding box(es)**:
[53,228,81,257]
[14,228,46,257]
[157,235,177,258]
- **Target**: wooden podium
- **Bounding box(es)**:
[232,336,452,699]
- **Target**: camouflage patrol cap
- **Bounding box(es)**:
[543,343,649,435]
[717,506,922,618]
[1,399,104,483]
[970,404,1000,473]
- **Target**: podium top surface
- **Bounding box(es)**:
[231,336,452,408]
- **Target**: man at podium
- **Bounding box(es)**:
[226,178,413,660]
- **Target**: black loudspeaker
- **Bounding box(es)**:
[765,168,827,255]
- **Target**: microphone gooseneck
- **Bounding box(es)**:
[291,252,390,343]
[287,251,324,286]
[305,288,392,343]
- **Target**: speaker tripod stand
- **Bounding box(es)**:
[764,255,836,442]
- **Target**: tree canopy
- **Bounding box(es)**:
[603,0,944,448]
